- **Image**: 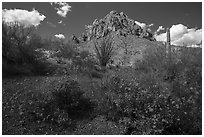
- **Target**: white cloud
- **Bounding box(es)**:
[50,2,71,18]
[135,20,146,28]
[155,24,202,46]
[2,9,46,27]
[55,34,65,39]
[58,20,63,24]
[135,20,153,30]
[155,32,166,42]
[47,21,56,28]
[156,26,165,33]
[149,23,154,27]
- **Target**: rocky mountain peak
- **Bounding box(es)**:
[84,10,155,41]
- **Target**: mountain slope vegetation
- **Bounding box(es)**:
[2,10,202,135]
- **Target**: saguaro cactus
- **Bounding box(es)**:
[166,28,171,64]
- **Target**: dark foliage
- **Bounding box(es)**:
[2,20,201,135]
[55,41,78,59]
[51,80,95,119]
[2,22,57,77]
[99,45,202,135]
[90,70,103,79]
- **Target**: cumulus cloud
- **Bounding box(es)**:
[58,20,63,24]
[2,8,46,27]
[55,34,65,39]
[156,26,165,33]
[155,24,202,46]
[50,2,71,17]
[155,34,165,42]
[135,20,153,31]
[149,23,154,27]
[47,21,56,28]
[135,20,146,28]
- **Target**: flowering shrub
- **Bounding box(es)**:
[52,80,84,110]
[101,45,202,135]
[2,21,57,76]
[51,79,94,119]
[102,70,201,134]
[72,51,97,73]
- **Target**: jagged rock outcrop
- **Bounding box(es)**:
[79,11,160,67]
[85,10,155,41]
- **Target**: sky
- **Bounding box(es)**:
[2,2,202,46]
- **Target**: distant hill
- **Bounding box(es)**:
[83,10,155,41]
[73,11,201,67]
[78,11,162,66]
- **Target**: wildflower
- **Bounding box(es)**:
[149,107,154,112]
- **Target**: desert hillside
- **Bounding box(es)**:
[78,11,162,66]
[2,3,202,135]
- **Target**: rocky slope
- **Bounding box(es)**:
[81,34,163,66]
[84,11,155,41]
[78,11,162,67]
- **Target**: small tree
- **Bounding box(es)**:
[94,35,114,67]
[27,33,44,49]
[5,22,34,47]
[2,21,35,64]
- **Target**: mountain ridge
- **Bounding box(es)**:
[82,10,155,42]
[77,10,161,66]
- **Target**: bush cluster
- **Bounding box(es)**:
[2,21,56,77]
[53,41,98,76]
[14,79,95,133]
[51,79,94,120]
[100,45,202,135]
[72,51,97,73]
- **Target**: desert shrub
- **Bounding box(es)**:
[52,80,84,110]
[30,58,57,75]
[2,21,34,64]
[55,41,78,59]
[100,45,202,135]
[162,47,202,135]
[71,50,97,74]
[2,61,31,77]
[135,45,169,73]
[90,70,103,79]
[51,80,94,119]
[27,33,45,49]
[94,34,114,67]
[2,21,57,76]
[74,115,126,135]
[101,74,167,134]
[52,40,97,75]
[102,71,201,134]
[14,79,95,133]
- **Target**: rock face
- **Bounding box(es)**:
[80,11,160,67]
[85,10,155,41]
